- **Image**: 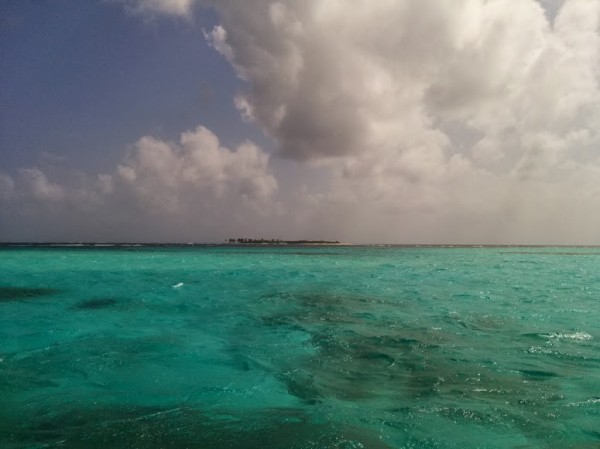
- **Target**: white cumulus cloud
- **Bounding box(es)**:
[18,168,65,202]
[0,174,15,201]
[1,124,278,242]
[116,125,277,211]
[208,0,599,166]
[199,0,600,243]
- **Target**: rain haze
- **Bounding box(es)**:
[1,0,599,244]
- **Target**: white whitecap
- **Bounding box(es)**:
[567,397,600,407]
[173,282,184,289]
[542,332,592,341]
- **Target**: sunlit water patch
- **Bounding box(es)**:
[1,245,599,448]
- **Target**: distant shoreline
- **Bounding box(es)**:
[225,238,341,245]
[0,241,345,248]
[2,242,600,249]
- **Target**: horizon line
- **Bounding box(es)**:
[2,242,600,248]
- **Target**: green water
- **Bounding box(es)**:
[0,245,598,448]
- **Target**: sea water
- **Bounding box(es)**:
[0,245,598,448]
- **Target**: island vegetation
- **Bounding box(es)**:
[225,238,340,245]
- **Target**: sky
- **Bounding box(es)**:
[1,0,600,244]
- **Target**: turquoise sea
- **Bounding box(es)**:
[1,245,599,448]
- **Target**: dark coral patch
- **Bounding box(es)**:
[72,298,118,310]
[0,286,60,302]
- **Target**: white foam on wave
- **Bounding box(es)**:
[172,282,184,289]
[527,346,555,355]
[567,397,600,407]
[542,332,592,341]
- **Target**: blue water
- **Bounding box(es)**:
[1,245,599,448]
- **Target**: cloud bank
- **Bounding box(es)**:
[1,126,278,242]
[2,0,600,243]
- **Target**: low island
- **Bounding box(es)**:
[225,238,340,245]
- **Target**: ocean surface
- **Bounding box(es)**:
[1,245,599,449]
